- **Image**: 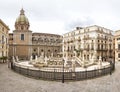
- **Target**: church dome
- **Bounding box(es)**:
[15,8,29,25]
[15,8,30,30]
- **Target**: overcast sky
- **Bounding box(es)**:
[1,0,120,35]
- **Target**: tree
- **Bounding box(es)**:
[0,56,7,63]
[74,49,82,57]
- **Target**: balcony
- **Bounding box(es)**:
[96,48,108,51]
[83,48,90,51]
[83,37,93,40]
[77,39,81,42]
[116,49,120,52]
[97,37,108,40]
[91,48,94,50]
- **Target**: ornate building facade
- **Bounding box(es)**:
[9,9,62,60]
[115,30,120,62]
[0,19,9,57]
[63,25,114,62]
[9,9,115,62]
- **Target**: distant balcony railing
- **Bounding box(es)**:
[97,37,108,40]
[83,37,92,40]
[96,48,108,51]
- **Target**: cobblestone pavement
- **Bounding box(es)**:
[0,62,120,92]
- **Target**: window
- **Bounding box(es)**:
[2,27,4,31]
[21,25,23,30]
[117,38,120,40]
[6,38,7,44]
[118,54,120,58]
[68,46,69,51]
[98,44,100,49]
[118,44,120,50]
[101,45,103,49]
[109,44,111,50]
[74,46,75,50]
[21,34,24,40]
[2,36,4,44]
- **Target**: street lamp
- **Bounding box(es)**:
[62,58,64,83]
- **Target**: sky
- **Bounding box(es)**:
[1,0,120,35]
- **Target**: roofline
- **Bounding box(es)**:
[0,19,10,30]
[32,32,62,36]
[63,25,113,35]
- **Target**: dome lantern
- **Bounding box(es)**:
[20,8,25,15]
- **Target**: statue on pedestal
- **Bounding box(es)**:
[41,52,44,57]
[44,56,48,66]
[16,56,19,62]
[72,59,76,72]
[29,56,33,64]
[51,53,53,58]
[98,56,102,68]
[92,51,97,63]
[64,58,67,67]
[12,56,15,62]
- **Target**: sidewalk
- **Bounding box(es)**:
[0,62,119,92]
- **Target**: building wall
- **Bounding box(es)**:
[9,32,62,60]
[115,30,120,61]
[32,33,62,58]
[12,30,32,59]
[8,9,62,60]
[0,19,9,57]
[63,25,114,62]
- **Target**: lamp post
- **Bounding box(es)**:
[62,58,64,83]
[62,35,65,83]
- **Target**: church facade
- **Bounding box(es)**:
[8,9,62,60]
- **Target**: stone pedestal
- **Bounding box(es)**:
[72,59,76,72]
[16,56,19,62]
[98,56,102,68]
[29,56,33,64]
[12,56,15,62]
[44,56,48,66]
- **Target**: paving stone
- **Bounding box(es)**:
[0,62,119,92]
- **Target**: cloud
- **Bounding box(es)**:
[1,0,120,34]
[65,16,95,31]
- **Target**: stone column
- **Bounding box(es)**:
[44,56,48,66]
[12,56,15,62]
[29,56,33,64]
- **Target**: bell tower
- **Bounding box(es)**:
[13,8,32,59]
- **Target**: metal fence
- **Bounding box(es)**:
[10,61,115,81]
